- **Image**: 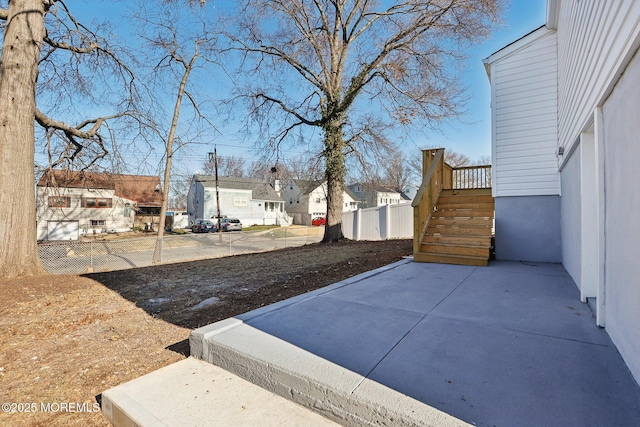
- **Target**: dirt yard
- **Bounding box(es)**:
[0,239,412,426]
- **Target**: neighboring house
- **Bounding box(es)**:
[483,0,640,384]
[187,175,290,226]
[36,170,163,240]
[347,183,407,208]
[166,210,190,230]
[280,180,359,225]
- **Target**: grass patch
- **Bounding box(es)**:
[243,225,280,232]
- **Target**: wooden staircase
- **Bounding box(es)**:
[414,189,494,266]
[412,148,494,267]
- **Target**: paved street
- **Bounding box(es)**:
[38,228,323,274]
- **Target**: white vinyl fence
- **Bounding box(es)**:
[342,203,413,241]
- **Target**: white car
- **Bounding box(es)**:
[220,218,242,232]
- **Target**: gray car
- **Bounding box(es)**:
[220,218,242,232]
[192,219,217,233]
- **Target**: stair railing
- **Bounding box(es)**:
[451,165,492,189]
[412,148,445,255]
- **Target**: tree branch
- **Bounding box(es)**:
[255,93,321,126]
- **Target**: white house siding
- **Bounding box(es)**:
[600,47,640,383]
[484,27,562,262]
[36,187,134,240]
[487,27,559,197]
[489,0,640,385]
[203,187,254,222]
[187,179,206,222]
[201,188,283,226]
[556,0,640,156]
[308,186,328,217]
[559,146,581,286]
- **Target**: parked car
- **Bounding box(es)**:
[220,218,242,232]
[192,219,217,233]
[311,216,326,226]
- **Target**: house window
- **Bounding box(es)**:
[49,196,71,208]
[316,198,321,203]
[82,197,112,208]
[124,203,131,217]
[90,219,105,227]
[265,202,276,212]
[137,206,160,215]
[234,197,248,207]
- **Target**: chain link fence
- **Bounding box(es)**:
[38,228,323,274]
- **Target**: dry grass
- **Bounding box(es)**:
[0,239,412,426]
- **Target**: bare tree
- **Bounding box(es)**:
[0,0,208,278]
[168,171,191,209]
[286,154,325,182]
[381,150,412,193]
[203,154,246,177]
[131,2,217,263]
[245,159,290,184]
[0,0,150,278]
[223,0,502,242]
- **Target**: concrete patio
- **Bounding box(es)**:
[104,259,640,426]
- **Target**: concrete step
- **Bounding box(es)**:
[101,357,339,427]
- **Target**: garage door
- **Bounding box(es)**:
[47,221,79,241]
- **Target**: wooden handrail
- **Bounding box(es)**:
[412,149,445,255]
[411,149,443,208]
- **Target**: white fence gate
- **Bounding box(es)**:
[342,203,413,241]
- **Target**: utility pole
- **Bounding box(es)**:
[213,147,222,232]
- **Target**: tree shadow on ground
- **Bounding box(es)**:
[84,239,413,329]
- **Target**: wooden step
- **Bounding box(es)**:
[432,209,495,218]
[414,252,489,267]
[436,202,495,211]
[437,195,495,205]
[428,225,492,237]
[440,189,492,197]
[415,187,494,267]
[430,218,494,228]
[423,234,492,246]
[419,242,490,257]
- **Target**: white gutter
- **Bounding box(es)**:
[546,0,560,29]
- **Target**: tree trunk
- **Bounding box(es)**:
[0,0,47,278]
[322,117,345,243]
[153,52,196,263]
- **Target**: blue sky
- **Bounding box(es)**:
[423,0,548,162]
[53,0,548,174]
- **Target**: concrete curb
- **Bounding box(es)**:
[190,259,469,427]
